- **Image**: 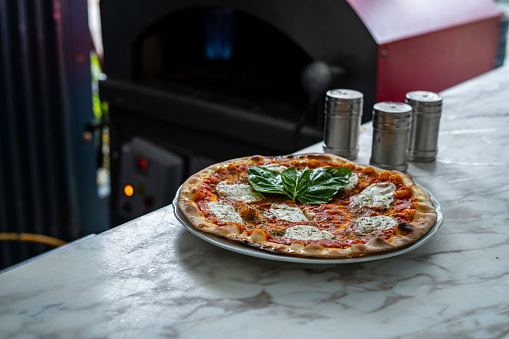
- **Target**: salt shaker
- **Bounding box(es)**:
[406,91,443,162]
[322,89,363,160]
[370,102,412,172]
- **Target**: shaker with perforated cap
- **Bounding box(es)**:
[406,91,443,162]
[322,89,363,160]
[370,102,412,172]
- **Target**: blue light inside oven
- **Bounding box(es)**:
[205,7,236,61]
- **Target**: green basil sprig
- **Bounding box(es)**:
[247,165,352,204]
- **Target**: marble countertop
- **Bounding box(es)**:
[1,64,509,339]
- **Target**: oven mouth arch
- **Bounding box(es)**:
[131,6,315,116]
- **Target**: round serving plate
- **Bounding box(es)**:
[172,185,443,264]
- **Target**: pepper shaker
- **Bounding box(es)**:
[322,89,363,160]
[370,102,412,172]
[406,91,443,162]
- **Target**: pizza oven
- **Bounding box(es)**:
[99,0,501,225]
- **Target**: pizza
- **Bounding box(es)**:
[177,153,437,259]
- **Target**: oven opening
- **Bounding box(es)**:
[132,6,315,123]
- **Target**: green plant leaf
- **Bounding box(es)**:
[323,166,353,183]
[247,166,289,197]
[248,165,353,205]
[297,167,352,204]
[281,167,310,202]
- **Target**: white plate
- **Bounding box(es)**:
[172,185,443,264]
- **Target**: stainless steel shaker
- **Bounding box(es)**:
[322,89,363,160]
[370,102,412,172]
[406,91,443,162]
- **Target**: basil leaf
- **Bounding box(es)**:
[323,166,353,184]
[297,190,337,204]
[247,166,289,197]
[247,165,352,205]
[281,167,310,202]
[297,167,353,204]
[310,167,351,188]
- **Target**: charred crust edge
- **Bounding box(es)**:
[397,222,414,234]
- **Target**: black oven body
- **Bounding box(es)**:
[100,0,378,225]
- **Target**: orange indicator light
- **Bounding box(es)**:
[124,184,134,197]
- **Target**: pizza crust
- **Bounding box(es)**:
[177,153,437,259]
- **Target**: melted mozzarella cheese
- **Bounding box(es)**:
[262,164,287,173]
[216,181,263,203]
[352,182,396,208]
[284,225,335,240]
[344,173,359,191]
[354,215,397,234]
[270,204,308,222]
[208,202,243,224]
